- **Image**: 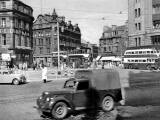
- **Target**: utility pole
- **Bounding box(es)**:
[57,21,60,71]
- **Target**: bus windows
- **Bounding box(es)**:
[147,59,151,62]
[143,60,146,62]
[135,51,138,54]
[155,59,158,62]
[139,51,142,54]
[152,59,155,62]
[147,51,150,54]
[135,60,138,62]
[151,51,154,53]
[143,51,146,54]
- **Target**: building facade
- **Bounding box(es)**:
[99,24,128,57]
[128,0,160,47]
[33,9,81,66]
[0,0,34,67]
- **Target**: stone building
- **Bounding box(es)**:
[0,0,34,67]
[128,0,160,48]
[99,24,128,57]
[33,9,81,66]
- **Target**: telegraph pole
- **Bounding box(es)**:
[57,21,60,71]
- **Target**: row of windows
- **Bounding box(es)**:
[38,47,50,54]
[14,34,31,47]
[125,50,157,55]
[151,35,160,45]
[33,38,51,46]
[0,1,32,16]
[103,30,124,38]
[0,34,31,47]
[153,5,160,14]
[34,32,51,37]
[0,18,30,30]
[126,59,156,63]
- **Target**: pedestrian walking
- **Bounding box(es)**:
[41,65,47,83]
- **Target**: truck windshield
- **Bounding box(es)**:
[64,79,77,89]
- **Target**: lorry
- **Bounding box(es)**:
[36,69,160,119]
[36,69,122,119]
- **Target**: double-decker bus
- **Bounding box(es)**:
[123,48,160,70]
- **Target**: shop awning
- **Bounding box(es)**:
[100,56,115,61]
[100,56,122,61]
[68,54,89,58]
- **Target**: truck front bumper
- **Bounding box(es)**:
[36,97,52,114]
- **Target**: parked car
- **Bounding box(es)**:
[0,69,27,85]
[36,69,122,119]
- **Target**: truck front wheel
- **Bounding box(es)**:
[51,102,68,119]
[101,96,115,112]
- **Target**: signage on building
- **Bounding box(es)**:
[0,29,14,33]
[1,53,11,61]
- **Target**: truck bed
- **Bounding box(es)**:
[118,69,160,106]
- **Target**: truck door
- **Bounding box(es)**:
[73,80,93,110]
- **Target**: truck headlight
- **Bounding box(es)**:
[46,97,50,102]
[46,97,55,102]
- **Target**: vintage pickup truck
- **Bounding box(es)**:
[36,69,160,119]
[36,69,122,119]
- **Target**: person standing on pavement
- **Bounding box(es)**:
[41,65,47,83]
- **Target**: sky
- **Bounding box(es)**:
[21,0,128,45]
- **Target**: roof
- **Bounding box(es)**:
[66,78,89,82]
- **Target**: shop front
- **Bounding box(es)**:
[10,48,33,68]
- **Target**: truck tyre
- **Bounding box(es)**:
[12,78,19,85]
[101,96,115,112]
[51,102,68,119]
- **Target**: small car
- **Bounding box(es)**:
[0,69,27,85]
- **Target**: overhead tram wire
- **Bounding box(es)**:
[31,7,127,22]
[30,5,128,15]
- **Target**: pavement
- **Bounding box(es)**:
[23,67,128,82]
[23,67,143,83]
[23,67,74,82]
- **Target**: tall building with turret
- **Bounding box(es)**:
[33,9,81,66]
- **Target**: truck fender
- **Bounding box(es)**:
[51,96,74,112]
[102,93,116,102]
[104,90,122,102]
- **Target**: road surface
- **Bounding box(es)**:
[0,80,160,120]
